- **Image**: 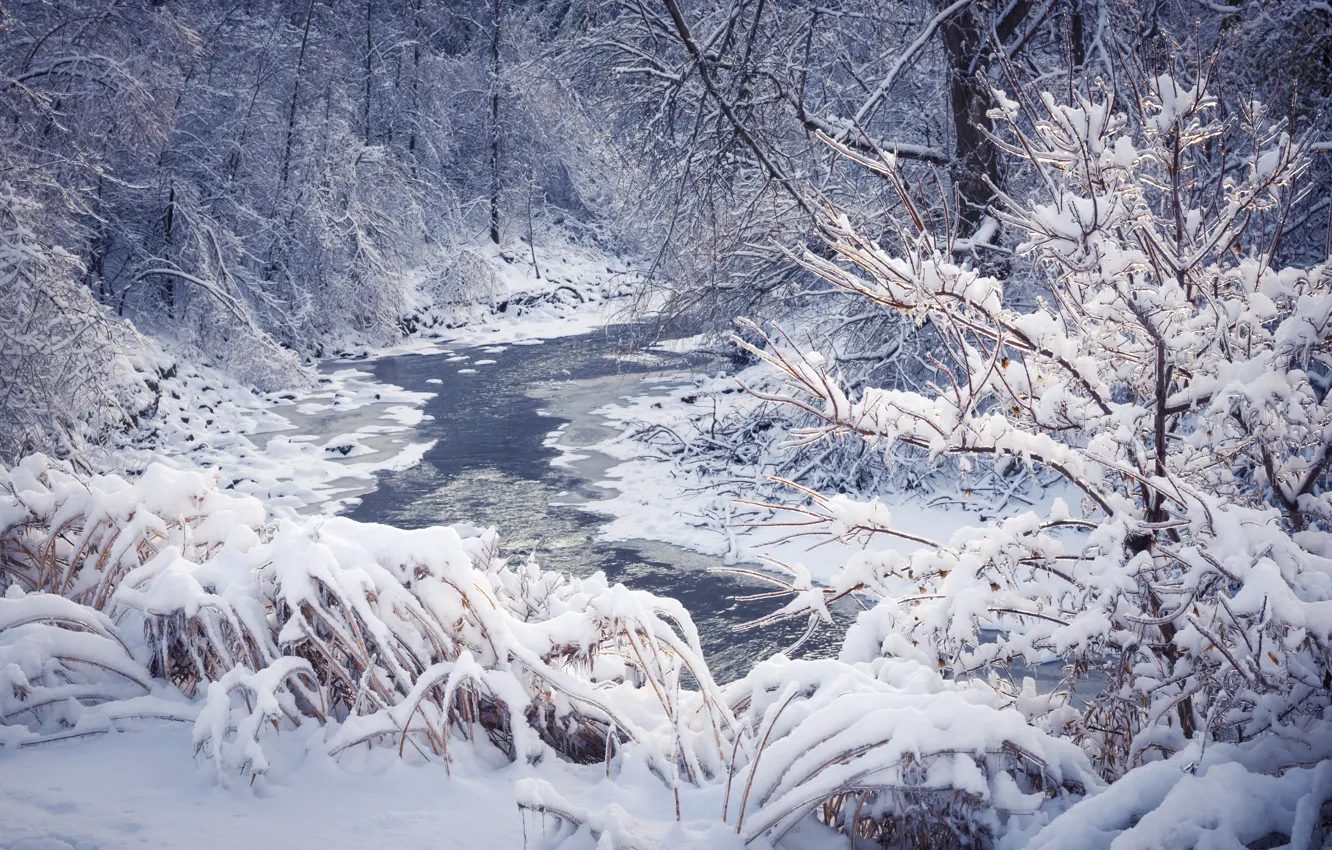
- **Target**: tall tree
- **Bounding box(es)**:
[489,0,502,244]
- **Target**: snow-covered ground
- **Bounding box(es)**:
[108,356,437,516]
[0,726,844,850]
[354,238,646,356]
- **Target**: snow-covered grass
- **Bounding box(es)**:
[0,456,716,764]
[8,455,1089,850]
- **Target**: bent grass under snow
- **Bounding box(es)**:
[0,455,1107,850]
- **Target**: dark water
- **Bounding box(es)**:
[343,327,846,682]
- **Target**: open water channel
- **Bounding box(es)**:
[331,327,846,682]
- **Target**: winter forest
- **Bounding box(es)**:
[2,0,1332,847]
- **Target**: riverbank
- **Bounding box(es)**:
[97,236,641,518]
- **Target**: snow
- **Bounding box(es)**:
[100,234,647,525]
[321,434,376,458]
[541,364,1004,586]
[0,726,855,850]
[2,236,832,849]
[103,356,438,516]
[361,238,645,355]
[0,729,534,850]
[381,405,431,427]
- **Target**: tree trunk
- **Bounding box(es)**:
[280,0,317,191]
[1069,0,1086,69]
[408,0,421,160]
[937,0,1001,235]
[527,178,540,279]
[364,0,374,145]
[162,183,176,317]
[489,0,502,245]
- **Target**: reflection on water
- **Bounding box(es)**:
[343,327,849,681]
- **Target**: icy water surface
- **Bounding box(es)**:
[343,327,847,682]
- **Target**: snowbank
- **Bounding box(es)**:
[114,352,436,515]
[394,237,644,351]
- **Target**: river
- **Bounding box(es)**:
[330,326,846,682]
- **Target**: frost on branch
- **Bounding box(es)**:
[734,72,1332,846]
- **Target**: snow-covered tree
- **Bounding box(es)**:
[0,186,142,465]
[737,71,1332,840]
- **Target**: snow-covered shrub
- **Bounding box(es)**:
[432,247,504,308]
[1,453,275,708]
[726,657,1098,848]
[0,454,249,609]
[734,73,1332,845]
[193,659,320,785]
[405,247,511,334]
[303,520,735,779]
[117,538,277,699]
[0,590,154,745]
[0,454,735,787]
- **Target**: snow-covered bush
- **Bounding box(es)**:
[725,656,1097,847]
[426,247,504,310]
[734,73,1332,845]
[0,454,735,787]
[193,659,320,785]
[0,591,156,746]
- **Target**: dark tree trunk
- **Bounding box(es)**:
[1069,1,1086,69]
[489,0,502,245]
[408,0,421,159]
[527,178,540,279]
[938,0,1001,235]
[162,182,176,316]
[280,0,317,191]
[364,0,374,144]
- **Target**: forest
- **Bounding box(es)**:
[3,1,1332,848]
